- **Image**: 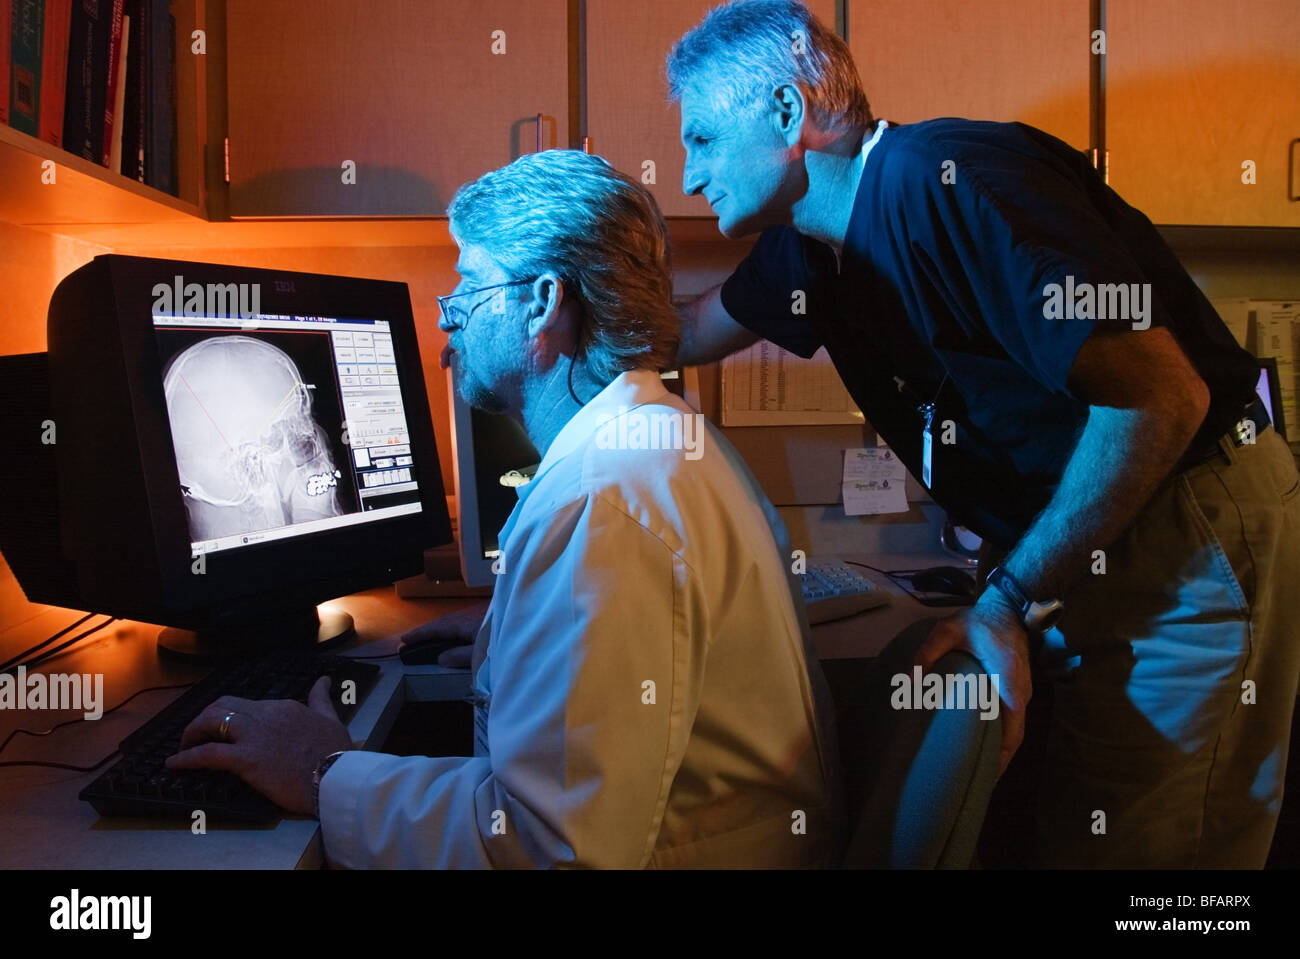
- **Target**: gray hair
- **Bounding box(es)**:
[666,0,873,134]
[447,150,679,384]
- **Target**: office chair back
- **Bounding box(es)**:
[836,617,1002,868]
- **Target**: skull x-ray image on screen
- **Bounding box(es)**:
[162,335,346,542]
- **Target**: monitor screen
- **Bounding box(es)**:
[465,406,540,563]
[154,313,424,555]
[32,254,452,650]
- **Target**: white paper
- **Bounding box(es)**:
[841,447,908,515]
[1211,297,1252,350]
[721,342,864,426]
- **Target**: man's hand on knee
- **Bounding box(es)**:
[915,592,1032,775]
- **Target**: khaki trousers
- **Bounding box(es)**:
[984,427,1300,867]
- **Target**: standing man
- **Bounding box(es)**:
[668,0,1300,867]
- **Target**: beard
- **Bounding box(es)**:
[450,350,509,414]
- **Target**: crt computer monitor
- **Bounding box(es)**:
[39,254,451,657]
[448,363,541,587]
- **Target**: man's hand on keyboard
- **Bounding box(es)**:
[165,676,353,816]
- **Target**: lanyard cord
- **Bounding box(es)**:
[895,370,950,419]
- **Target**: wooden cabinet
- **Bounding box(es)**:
[585,0,838,218]
[225,0,570,217]
[1107,0,1300,227]
[846,0,1091,151]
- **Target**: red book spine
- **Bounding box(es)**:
[99,0,122,165]
[38,0,70,146]
[0,0,12,126]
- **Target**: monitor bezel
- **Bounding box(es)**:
[449,362,499,588]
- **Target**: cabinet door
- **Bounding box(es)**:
[226,0,569,217]
[846,0,1091,151]
[586,0,837,218]
[1107,0,1300,227]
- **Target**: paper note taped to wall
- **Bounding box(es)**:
[1210,297,1251,350]
[721,341,864,426]
[842,448,908,516]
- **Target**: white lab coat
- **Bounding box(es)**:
[320,370,846,867]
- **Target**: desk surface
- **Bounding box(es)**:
[0,552,964,869]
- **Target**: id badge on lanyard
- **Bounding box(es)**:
[920,402,935,489]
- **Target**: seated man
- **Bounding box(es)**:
[169,149,846,868]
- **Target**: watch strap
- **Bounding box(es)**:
[312,750,348,820]
[986,565,1028,615]
[986,565,1064,633]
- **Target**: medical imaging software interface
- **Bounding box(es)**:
[155,313,424,555]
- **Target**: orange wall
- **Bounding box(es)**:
[0,221,109,354]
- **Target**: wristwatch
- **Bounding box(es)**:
[984,565,1065,633]
[311,750,348,820]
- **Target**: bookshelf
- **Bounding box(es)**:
[0,0,215,232]
[0,122,201,227]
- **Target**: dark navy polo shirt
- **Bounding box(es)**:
[720,118,1259,549]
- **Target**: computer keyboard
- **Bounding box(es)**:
[800,559,891,625]
[80,652,379,823]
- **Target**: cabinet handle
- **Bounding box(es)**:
[536,113,544,153]
[1289,138,1300,202]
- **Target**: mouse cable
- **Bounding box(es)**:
[0,681,195,771]
[842,559,928,592]
[0,612,100,673]
[841,560,927,579]
[842,560,974,607]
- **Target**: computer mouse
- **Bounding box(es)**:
[909,565,978,598]
[399,637,469,666]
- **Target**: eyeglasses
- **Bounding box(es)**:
[437,279,536,331]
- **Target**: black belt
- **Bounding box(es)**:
[1179,396,1271,470]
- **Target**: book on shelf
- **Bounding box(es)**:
[107,9,126,170]
[0,1,10,126]
[8,0,42,136]
[61,0,115,163]
[98,0,123,166]
[144,0,172,193]
[36,0,67,146]
[119,0,143,181]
